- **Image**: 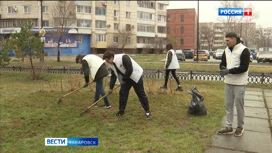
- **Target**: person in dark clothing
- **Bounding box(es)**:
[75,54,111,108]
[102,51,151,118]
[161,43,183,91]
[217,32,250,137]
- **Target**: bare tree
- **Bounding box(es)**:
[117,26,133,53]
[51,1,76,62]
[200,23,214,51]
[255,28,271,50]
[167,36,178,49]
[217,1,259,47]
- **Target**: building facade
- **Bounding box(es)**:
[0,0,169,55]
[166,9,197,50]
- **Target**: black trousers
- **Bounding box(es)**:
[119,76,149,112]
[164,69,180,87]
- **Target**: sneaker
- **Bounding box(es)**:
[160,85,167,89]
[176,86,183,91]
[217,127,234,135]
[145,111,151,118]
[93,103,98,107]
[234,127,244,137]
[115,111,124,116]
[103,105,111,109]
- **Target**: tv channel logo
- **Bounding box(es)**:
[45,138,98,146]
[218,8,252,16]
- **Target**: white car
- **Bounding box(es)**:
[215,49,224,60]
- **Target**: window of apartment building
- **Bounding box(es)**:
[180,26,184,34]
[126,12,131,19]
[158,26,166,34]
[180,38,184,45]
[158,3,165,10]
[8,6,14,14]
[0,20,13,27]
[96,34,106,42]
[127,37,131,43]
[137,12,154,21]
[95,20,106,28]
[126,0,130,6]
[158,15,166,22]
[167,27,170,34]
[42,6,48,13]
[137,1,154,9]
[114,10,119,17]
[126,24,131,31]
[60,7,65,14]
[137,24,155,33]
[114,36,118,43]
[77,20,91,27]
[167,15,170,22]
[43,21,49,27]
[114,23,119,30]
[180,14,184,22]
[95,7,106,15]
[114,0,119,4]
[77,5,91,13]
[24,6,30,14]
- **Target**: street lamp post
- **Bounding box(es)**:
[196,0,199,62]
[40,0,44,63]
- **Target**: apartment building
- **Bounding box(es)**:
[0,0,168,55]
[166,9,197,50]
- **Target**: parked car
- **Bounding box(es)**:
[175,49,185,61]
[215,49,225,60]
[183,49,194,59]
[249,48,257,60]
[256,51,272,63]
[193,50,208,61]
[203,50,210,59]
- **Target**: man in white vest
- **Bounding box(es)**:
[217,32,250,137]
[75,54,111,108]
[102,51,151,118]
[160,43,183,91]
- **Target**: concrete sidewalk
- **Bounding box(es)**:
[205,88,272,153]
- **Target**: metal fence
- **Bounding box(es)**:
[1,66,272,84]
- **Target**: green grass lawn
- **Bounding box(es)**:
[1,54,271,152]
[1,71,228,153]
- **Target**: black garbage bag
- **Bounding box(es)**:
[188,85,207,116]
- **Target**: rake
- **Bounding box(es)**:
[57,81,94,104]
[80,85,120,116]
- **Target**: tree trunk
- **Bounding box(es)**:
[29,53,36,80]
[57,38,61,62]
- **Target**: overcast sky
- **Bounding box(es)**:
[167,1,272,28]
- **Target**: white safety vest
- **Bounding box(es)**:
[224,43,248,85]
[83,55,105,79]
[110,54,143,83]
[165,49,180,69]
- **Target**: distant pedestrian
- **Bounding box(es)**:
[160,43,183,91]
[103,51,151,118]
[75,54,111,109]
[217,32,250,137]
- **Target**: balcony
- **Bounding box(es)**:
[0,18,38,28]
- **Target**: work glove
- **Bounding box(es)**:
[108,89,112,95]
[220,69,229,77]
[83,82,89,88]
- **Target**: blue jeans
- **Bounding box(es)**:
[94,78,110,106]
